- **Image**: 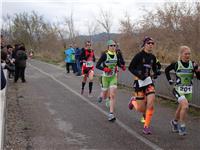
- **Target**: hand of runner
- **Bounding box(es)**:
[103,67,112,73]
[121,65,126,71]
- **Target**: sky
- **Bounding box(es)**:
[1,0,199,35]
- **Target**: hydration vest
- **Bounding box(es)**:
[175,60,194,86]
[103,52,118,77]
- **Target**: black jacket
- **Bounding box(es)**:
[15,50,27,67]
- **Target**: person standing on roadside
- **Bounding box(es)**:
[14,45,27,83]
[64,44,76,74]
[75,45,82,76]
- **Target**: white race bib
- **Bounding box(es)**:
[86,61,94,67]
[177,86,192,94]
[138,77,153,88]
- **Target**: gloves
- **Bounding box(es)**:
[194,63,200,72]
[169,80,174,85]
[103,67,112,73]
[121,65,126,71]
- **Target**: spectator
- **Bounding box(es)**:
[1,66,6,90]
[6,45,15,78]
[14,45,27,83]
[75,45,82,76]
[64,44,76,74]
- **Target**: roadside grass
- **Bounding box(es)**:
[33,55,65,68]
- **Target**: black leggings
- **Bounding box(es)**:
[15,66,26,82]
[66,63,76,73]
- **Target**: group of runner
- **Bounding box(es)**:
[78,37,200,136]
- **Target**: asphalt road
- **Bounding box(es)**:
[4,59,200,150]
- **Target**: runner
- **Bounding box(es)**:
[97,41,126,107]
[128,37,161,134]
[131,58,161,124]
[80,41,95,97]
[165,46,200,136]
[96,40,126,121]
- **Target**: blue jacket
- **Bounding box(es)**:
[75,48,82,60]
[64,48,75,63]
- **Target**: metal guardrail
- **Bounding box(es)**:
[117,69,200,108]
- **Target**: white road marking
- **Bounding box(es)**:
[30,63,163,150]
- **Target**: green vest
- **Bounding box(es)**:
[103,52,118,77]
[175,61,194,94]
[175,60,194,86]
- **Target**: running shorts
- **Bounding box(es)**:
[101,75,117,91]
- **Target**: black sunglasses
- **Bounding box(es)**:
[109,45,116,47]
[147,42,154,45]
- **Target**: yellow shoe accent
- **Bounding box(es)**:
[140,117,145,123]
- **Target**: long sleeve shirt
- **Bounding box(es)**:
[128,50,157,80]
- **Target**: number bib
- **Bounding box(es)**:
[138,77,153,88]
[177,86,192,94]
[86,61,94,67]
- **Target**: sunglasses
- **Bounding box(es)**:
[109,45,116,47]
[147,42,154,45]
[86,44,91,46]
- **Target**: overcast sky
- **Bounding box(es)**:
[1,0,199,35]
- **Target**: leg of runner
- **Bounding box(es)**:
[98,76,108,103]
[178,99,188,136]
[108,87,117,121]
[170,105,180,133]
[143,94,155,135]
[88,70,94,97]
[81,74,87,95]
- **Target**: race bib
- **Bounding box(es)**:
[177,86,193,94]
[138,77,152,88]
[86,61,94,67]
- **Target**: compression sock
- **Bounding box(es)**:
[144,108,154,127]
[89,82,93,93]
[82,82,86,90]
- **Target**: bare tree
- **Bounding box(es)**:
[119,12,134,38]
[64,12,78,44]
[87,21,99,42]
[53,20,69,49]
[97,8,113,40]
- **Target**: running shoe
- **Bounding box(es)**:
[178,124,187,136]
[97,96,103,103]
[143,126,152,135]
[170,120,179,133]
[128,97,135,110]
[108,113,116,122]
[105,98,110,107]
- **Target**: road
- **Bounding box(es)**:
[4,59,200,150]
